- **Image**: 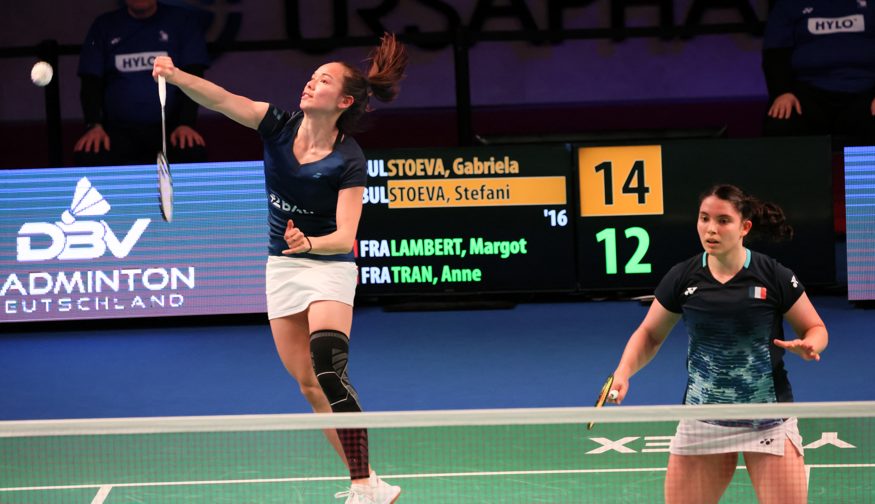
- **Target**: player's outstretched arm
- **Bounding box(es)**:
[152,56,268,130]
[777,292,828,361]
[611,299,680,403]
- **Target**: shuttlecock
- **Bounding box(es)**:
[31,61,53,87]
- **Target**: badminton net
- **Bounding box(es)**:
[1,401,873,503]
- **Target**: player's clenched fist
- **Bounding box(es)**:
[152,56,178,83]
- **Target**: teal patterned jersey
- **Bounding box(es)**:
[655,249,805,425]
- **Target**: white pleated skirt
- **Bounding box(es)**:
[669,417,803,457]
[265,256,358,320]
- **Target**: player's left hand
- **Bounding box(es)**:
[773,338,821,361]
[282,219,312,255]
[171,126,206,149]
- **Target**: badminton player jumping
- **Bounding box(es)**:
[152,34,407,504]
[609,184,828,504]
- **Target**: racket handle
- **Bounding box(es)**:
[158,76,166,107]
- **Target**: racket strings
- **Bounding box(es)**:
[587,374,615,430]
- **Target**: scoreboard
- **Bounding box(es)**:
[0,137,834,323]
[575,137,835,291]
[356,145,576,295]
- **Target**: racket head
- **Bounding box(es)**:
[586,374,614,430]
[157,151,173,222]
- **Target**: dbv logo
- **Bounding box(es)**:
[17,177,151,262]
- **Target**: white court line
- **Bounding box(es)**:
[90,485,112,504]
[0,476,349,493]
[2,464,873,493]
[806,463,875,468]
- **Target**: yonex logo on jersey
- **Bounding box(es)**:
[110,37,121,46]
[791,275,799,288]
[802,7,813,14]
[750,286,768,300]
[313,172,323,179]
[808,15,865,35]
[16,177,151,262]
[115,51,167,72]
[684,286,698,296]
[159,30,169,42]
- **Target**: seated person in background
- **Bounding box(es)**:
[74,0,209,166]
[762,0,875,147]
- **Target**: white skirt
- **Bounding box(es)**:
[265,256,358,320]
[669,417,803,457]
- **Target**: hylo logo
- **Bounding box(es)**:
[16,177,151,262]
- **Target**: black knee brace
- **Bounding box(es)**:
[310,330,362,413]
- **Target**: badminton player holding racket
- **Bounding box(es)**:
[609,184,827,504]
[152,34,407,504]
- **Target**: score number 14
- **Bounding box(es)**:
[596,227,651,275]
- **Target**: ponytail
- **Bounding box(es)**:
[750,199,794,242]
[366,33,407,103]
[337,33,408,134]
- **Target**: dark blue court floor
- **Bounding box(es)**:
[0,296,872,420]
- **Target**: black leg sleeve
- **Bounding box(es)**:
[310,330,369,480]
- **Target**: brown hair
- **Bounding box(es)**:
[699,184,794,242]
[336,33,408,134]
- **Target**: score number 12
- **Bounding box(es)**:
[595,226,652,275]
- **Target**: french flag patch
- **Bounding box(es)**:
[750,286,768,299]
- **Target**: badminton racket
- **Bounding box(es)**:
[157,75,173,222]
[587,374,616,430]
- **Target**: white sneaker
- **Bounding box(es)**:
[335,483,376,504]
[370,472,401,504]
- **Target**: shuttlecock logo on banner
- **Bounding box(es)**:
[17,177,151,262]
[61,177,111,224]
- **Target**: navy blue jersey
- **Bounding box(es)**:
[78,4,209,124]
[258,105,367,261]
[764,0,875,93]
[655,249,805,410]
